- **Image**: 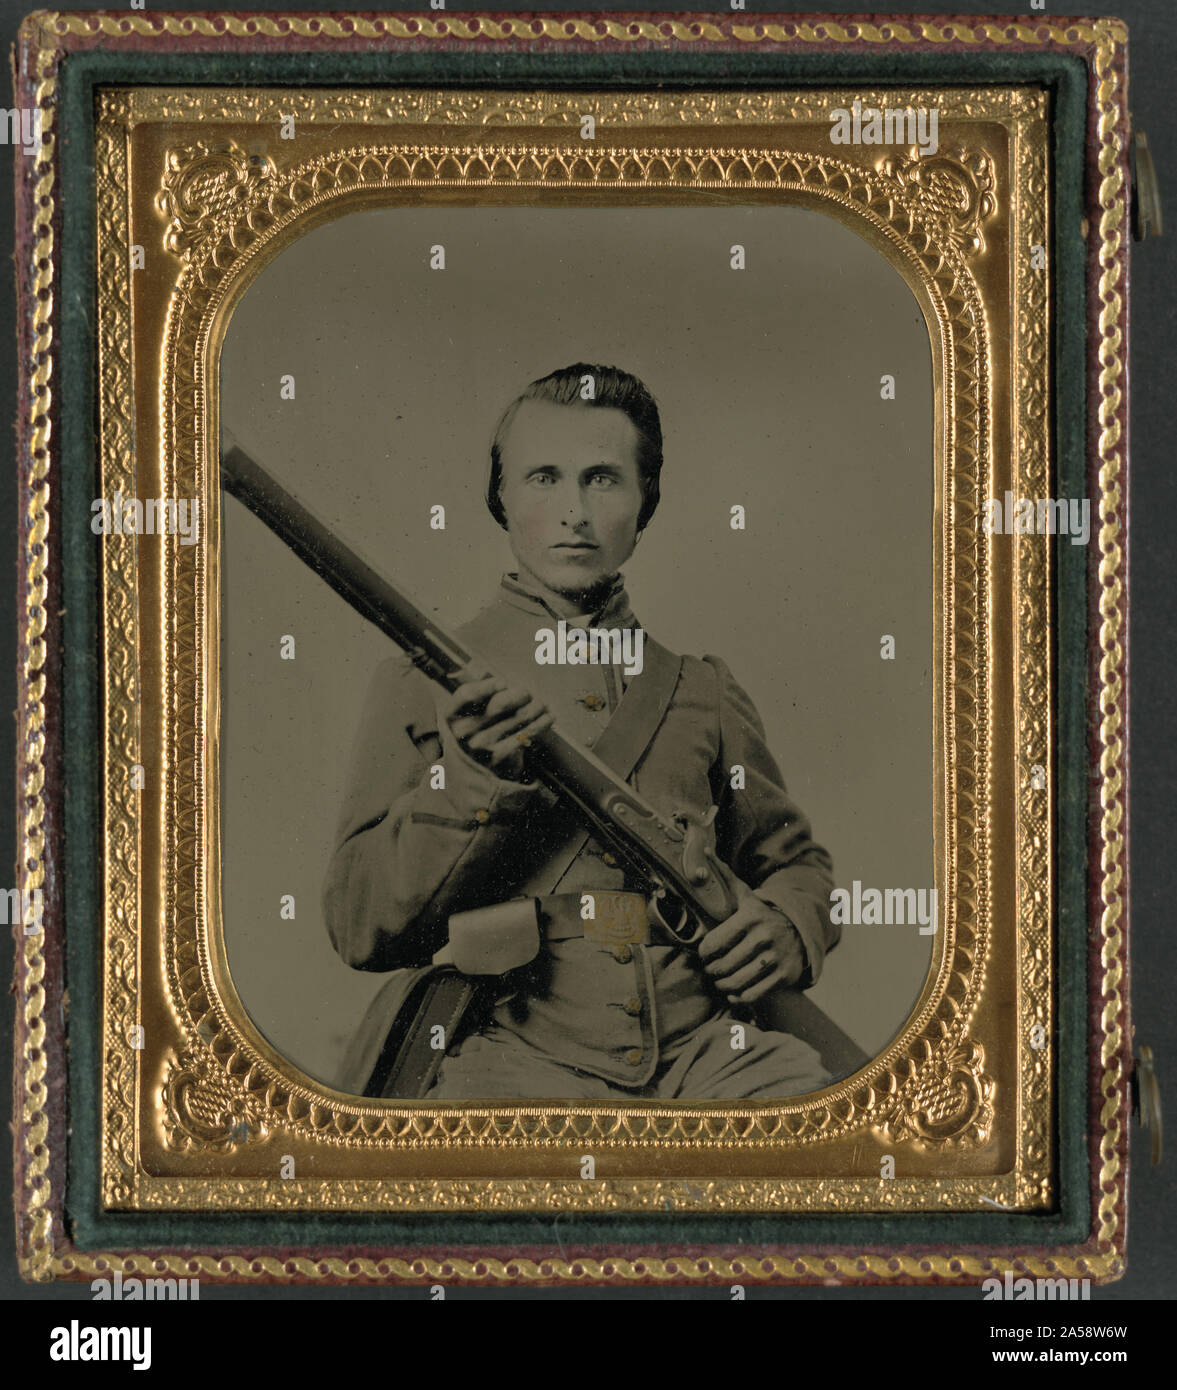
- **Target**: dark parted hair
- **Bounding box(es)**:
[486,364,663,532]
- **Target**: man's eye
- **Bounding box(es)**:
[528,472,555,485]
[588,472,618,487]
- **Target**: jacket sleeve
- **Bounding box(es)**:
[321,655,547,971]
[704,654,839,986]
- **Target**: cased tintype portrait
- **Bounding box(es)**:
[12,9,1136,1290]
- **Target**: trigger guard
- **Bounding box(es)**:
[648,890,701,946]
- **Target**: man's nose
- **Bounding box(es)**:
[558,483,591,526]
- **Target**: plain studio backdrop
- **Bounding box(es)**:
[219,203,935,1091]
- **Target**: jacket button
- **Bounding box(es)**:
[623,997,642,1017]
[612,944,632,964]
[474,808,490,824]
[625,1048,643,1066]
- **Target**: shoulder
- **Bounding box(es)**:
[656,651,736,721]
[697,652,755,692]
[684,651,738,692]
[695,653,770,737]
[456,596,527,648]
[645,647,739,702]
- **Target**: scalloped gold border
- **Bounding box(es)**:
[14,10,1128,1285]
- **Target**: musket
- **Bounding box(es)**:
[220,440,870,1079]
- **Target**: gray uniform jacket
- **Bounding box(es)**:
[322,573,838,1094]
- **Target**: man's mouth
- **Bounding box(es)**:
[551,541,598,552]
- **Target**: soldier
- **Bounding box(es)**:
[322,364,840,1099]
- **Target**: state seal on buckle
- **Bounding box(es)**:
[581,892,651,947]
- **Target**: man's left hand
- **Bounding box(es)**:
[697,879,808,1004]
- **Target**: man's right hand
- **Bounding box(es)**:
[443,663,554,781]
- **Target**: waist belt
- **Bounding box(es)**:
[446,891,653,975]
[538,891,653,946]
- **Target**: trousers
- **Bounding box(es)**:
[424,1014,830,1100]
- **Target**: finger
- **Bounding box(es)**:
[713,951,777,995]
[481,687,543,724]
[736,968,787,1005]
[696,907,760,963]
[452,662,493,685]
[449,707,505,743]
[485,710,554,764]
[465,698,550,751]
[445,677,505,719]
[704,938,766,984]
[702,922,766,976]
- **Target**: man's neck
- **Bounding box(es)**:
[510,566,622,621]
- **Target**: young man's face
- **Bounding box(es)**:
[497,399,646,602]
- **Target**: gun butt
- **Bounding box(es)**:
[757,987,871,1082]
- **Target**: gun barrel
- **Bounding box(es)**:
[222,444,471,687]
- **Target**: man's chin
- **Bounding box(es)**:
[537,567,617,605]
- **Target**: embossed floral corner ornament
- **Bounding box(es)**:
[163,1050,269,1154]
[879,147,997,258]
[156,141,276,257]
[878,1040,996,1149]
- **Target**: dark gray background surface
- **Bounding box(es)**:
[1,0,1172,1306]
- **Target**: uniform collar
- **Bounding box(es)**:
[499,571,636,628]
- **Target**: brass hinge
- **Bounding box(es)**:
[1132,1044,1163,1165]
[1131,129,1163,240]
